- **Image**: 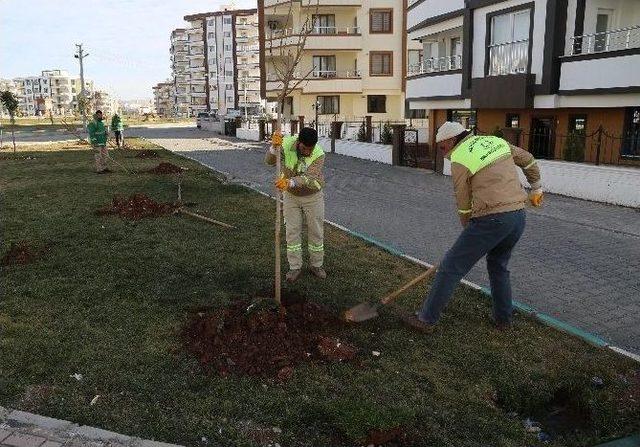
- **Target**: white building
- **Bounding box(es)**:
[406,0,640,166]
[11,70,97,116]
[171,28,190,117]
[181,6,262,117]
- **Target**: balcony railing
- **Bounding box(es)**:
[266,70,360,81]
[570,25,640,55]
[408,55,462,76]
[488,39,529,76]
[267,26,360,38]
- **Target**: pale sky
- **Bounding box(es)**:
[0,0,254,101]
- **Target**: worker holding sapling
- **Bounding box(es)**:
[266,127,326,283]
[405,122,542,333]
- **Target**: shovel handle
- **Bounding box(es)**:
[380,264,438,305]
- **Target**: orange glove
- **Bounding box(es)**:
[529,189,544,207]
[271,132,283,147]
[275,176,290,191]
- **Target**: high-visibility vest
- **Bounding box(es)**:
[282,135,324,174]
[450,136,511,175]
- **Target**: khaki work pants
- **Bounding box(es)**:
[94,145,108,172]
[283,190,324,270]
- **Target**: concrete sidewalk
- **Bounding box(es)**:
[0,407,181,447]
[137,126,640,355]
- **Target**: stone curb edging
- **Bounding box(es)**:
[0,406,183,447]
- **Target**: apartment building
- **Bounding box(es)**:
[11,70,96,116]
[171,28,190,117]
[406,0,640,166]
[93,90,118,116]
[258,0,422,124]
[153,82,174,117]
[183,7,261,117]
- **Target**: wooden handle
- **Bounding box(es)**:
[380,264,438,305]
[179,209,236,229]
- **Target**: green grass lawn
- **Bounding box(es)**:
[1,140,638,447]
[3,116,192,132]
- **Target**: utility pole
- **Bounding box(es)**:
[244,73,248,121]
[74,43,90,130]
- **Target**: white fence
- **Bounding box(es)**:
[236,127,261,141]
[318,137,392,164]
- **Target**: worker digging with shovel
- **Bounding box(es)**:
[266,127,326,283]
[404,121,543,333]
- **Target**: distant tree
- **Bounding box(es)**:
[0,90,19,153]
[563,131,586,162]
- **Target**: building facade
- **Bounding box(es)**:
[406,0,640,167]
[153,82,174,117]
[183,7,261,117]
[171,28,190,117]
[259,0,422,125]
[11,70,96,116]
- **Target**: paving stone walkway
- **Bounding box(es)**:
[0,407,181,447]
[136,125,640,355]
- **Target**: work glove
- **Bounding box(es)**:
[271,132,283,147]
[529,188,544,207]
[275,176,294,192]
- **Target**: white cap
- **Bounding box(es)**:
[436,121,467,143]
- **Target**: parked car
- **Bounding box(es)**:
[196,112,210,129]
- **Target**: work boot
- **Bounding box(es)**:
[310,266,327,279]
[286,269,301,283]
[402,313,436,334]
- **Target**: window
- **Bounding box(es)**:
[367,95,386,113]
[224,31,232,38]
[225,70,233,77]
[224,44,232,51]
[505,113,520,128]
[488,8,531,76]
[312,14,336,34]
[370,9,392,33]
[595,9,613,52]
[207,19,215,26]
[370,51,393,76]
[312,56,336,77]
[208,32,215,39]
[408,49,423,69]
[223,17,232,25]
[317,96,339,114]
[408,109,427,119]
[622,107,640,158]
[267,20,280,31]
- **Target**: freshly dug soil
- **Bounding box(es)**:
[147,162,184,174]
[135,150,159,158]
[182,294,358,378]
[96,193,178,220]
[1,241,39,266]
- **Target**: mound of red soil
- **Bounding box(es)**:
[147,162,184,174]
[1,241,39,266]
[96,193,177,220]
[135,150,159,158]
[182,295,358,378]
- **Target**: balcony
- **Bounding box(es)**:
[569,25,640,55]
[237,44,260,54]
[266,26,361,50]
[266,70,362,94]
[408,55,462,77]
[487,39,529,76]
[236,21,258,29]
[265,0,360,6]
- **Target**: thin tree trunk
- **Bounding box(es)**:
[274,105,283,305]
[11,128,15,153]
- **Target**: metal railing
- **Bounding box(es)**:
[408,55,462,76]
[267,26,361,38]
[488,39,529,76]
[570,25,640,55]
[266,70,361,81]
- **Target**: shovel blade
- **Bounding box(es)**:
[344,303,379,323]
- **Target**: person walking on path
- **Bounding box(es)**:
[405,122,543,332]
[266,127,326,283]
[111,112,124,148]
[87,110,109,173]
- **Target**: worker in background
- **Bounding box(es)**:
[266,127,326,282]
[87,110,109,173]
[405,122,543,332]
[111,112,124,148]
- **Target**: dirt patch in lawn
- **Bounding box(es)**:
[182,292,358,379]
[96,193,178,220]
[1,241,40,266]
[134,150,159,159]
[146,162,184,175]
[18,384,56,412]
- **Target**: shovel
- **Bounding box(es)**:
[344,264,438,323]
